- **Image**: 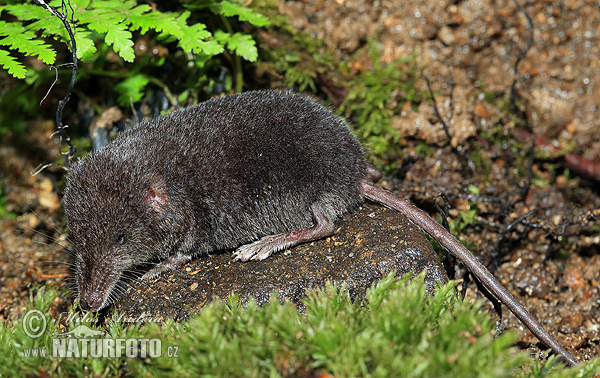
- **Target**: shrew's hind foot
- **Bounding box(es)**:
[233,203,335,261]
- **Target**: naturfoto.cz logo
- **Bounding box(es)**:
[21,310,179,359]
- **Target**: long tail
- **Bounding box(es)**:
[360,180,578,366]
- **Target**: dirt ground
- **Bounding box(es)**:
[276,0,600,362]
[0,0,599,366]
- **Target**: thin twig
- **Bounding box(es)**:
[31,0,78,173]
[508,0,535,201]
[509,0,534,108]
[425,78,475,176]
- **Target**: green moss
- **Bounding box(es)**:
[0,187,17,220]
[4,275,598,377]
[340,51,423,170]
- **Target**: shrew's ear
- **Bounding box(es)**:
[144,173,168,212]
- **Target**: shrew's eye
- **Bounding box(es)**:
[116,234,126,246]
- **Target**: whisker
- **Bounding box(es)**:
[115,278,140,292]
[19,220,66,244]
[35,259,75,267]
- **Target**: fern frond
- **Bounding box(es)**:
[0,48,27,79]
[3,3,52,22]
[123,4,171,35]
[180,23,224,56]
[210,1,270,27]
[215,30,257,62]
[77,3,136,62]
[72,28,97,61]
[1,0,268,93]
[0,21,57,65]
[114,74,149,105]
[5,4,65,43]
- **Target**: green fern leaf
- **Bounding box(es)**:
[1,0,266,80]
[0,21,56,65]
[106,27,135,62]
[6,2,94,61]
[118,3,156,35]
[129,9,188,39]
[79,13,135,62]
[179,23,224,56]
[5,4,66,46]
[51,0,92,9]
[215,30,257,62]
[73,28,97,61]
[3,3,52,22]
[210,1,270,27]
[114,74,149,106]
[0,48,27,79]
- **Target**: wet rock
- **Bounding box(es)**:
[113,202,448,321]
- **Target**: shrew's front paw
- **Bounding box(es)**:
[141,253,192,280]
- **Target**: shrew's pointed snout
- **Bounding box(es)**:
[79,289,105,311]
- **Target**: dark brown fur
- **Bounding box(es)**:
[63,90,367,311]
